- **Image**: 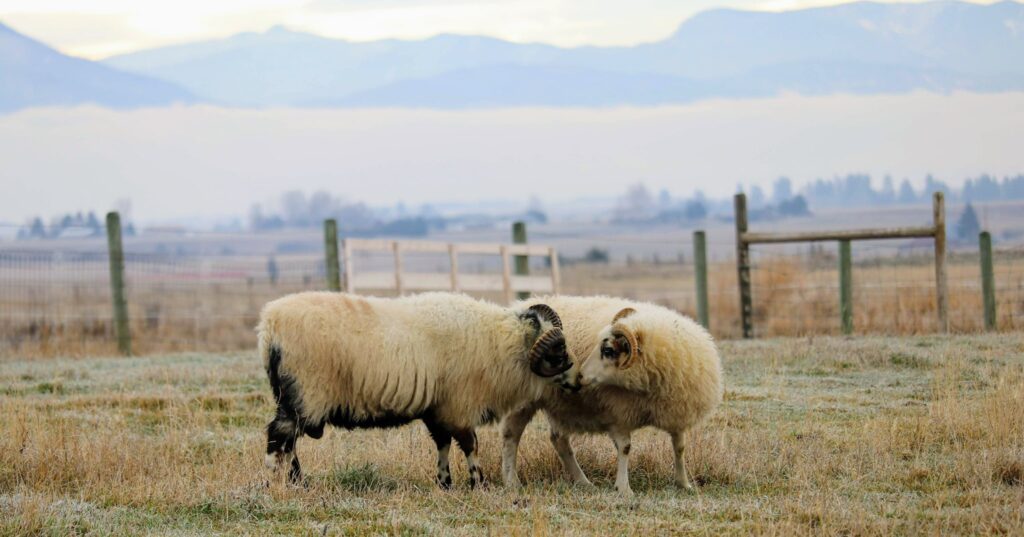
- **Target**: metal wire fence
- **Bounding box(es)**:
[1,225,1022,358]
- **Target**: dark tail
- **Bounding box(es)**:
[266,344,285,404]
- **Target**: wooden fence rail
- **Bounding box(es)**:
[734,191,949,338]
[341,236,560,304]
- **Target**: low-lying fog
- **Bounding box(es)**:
[1,91,1022,224]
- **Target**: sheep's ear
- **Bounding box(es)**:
[527,304,563,329]
[611,325,641,369]
[612,308,636,323]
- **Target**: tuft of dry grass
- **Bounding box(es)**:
[2,334,1023,534]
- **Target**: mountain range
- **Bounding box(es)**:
[0,22,196,113]
[3,1,1023,111]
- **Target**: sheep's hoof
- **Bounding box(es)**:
[469,467,487,490]
[503,476,523,489]
[436,474,453,490]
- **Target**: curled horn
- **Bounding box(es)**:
[612,307,636,323]
[527,304,562,329]
[529,328,570,377]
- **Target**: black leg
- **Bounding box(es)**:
[266,413,302,484]
[453,428,485,489]
[424,419,453,489]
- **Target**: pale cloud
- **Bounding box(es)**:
[0,0,1002,58]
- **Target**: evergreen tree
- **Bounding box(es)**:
[956,203,981,241]
[898,179,917,203]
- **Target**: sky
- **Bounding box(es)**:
[0,0,1001,59]
[1,92,1021,225]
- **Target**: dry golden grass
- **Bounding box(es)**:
[2,334,1023,535]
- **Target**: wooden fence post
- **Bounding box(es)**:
[979,231,996,331]
[392,241,404,296]
[734,194,753,338]
[548,247,561,295]
[342,239,353,293]
[105,211,132,355]
[933,192,949,332]
[693,230,709,330]
[512,221,530,300]
[448,244,460,292]
[839,239,852,335]
[323,219,341,292]
[500,245,513,304]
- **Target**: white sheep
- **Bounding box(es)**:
[258,291,576,489]
[501,296,723,495]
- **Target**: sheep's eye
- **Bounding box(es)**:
[601,345,616,359]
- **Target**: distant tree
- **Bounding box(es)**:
[308,190,336,222]
[749,185,766,207]
[881,175,896,203]
[923,174,951,198]
[28,217,46,239]
[772,177,792,203]
[584,247,609,264]
[684,199,707,220]
[898,179,917,203]
[657,189,672,209]
[525,195,547,224]
[614,183,655,222]
[956,203,981,241]
[86,212,102,235]
[281,190,309,226]
[527,195,544,213]
[777,195,810,217]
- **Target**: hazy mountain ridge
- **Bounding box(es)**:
[101,1,1024,108]
[0,22,197,112]
[3,1,1023,111]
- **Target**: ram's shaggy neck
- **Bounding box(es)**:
[437,312,544,428]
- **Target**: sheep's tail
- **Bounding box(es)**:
[258,321,286,405]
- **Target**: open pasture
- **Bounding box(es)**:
[2,334,1022,535]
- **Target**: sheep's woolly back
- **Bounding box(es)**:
[258,292,547,430]
[518,295,723,434]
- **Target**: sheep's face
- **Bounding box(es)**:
[522,304,579,390]
[578,308,640,388]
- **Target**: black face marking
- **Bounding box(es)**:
[520,311,542,332]
[601,340,616,360]
[623,444,631,456]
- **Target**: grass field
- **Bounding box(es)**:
[2,334,1023,535]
